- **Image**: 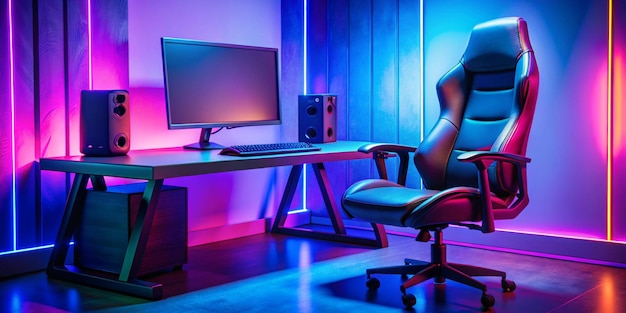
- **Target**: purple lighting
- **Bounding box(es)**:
[87,0,93,90]
[8,0,17,251]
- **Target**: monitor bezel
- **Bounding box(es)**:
[161,37,282,131]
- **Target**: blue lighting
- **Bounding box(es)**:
[303,0,308,95]
[300,0,309,213]
[0,244,55,256]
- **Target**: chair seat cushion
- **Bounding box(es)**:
[342,179,439,226]
[342,179,509,228]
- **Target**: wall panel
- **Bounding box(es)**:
[38,0,68,243]
[346,0,373,184]
[612,0,626,241]
[1,0,13,252]
[302,0,328,213]
[91,0,128,90]
[66,0,88,157]
[13,0,36,249]
[0,0,129,256]
[304,0,423,212]
[397,0,422,188]
[280,0,305,212]
[370,0,399,183]
[306,0,327,94]
[280,0,305,143]
[324,0,350,217]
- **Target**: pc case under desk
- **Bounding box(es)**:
[74,183,188,276]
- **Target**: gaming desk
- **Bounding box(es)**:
[39,141,388,299]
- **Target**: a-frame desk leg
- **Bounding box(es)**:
[46,174,165,300]
[271,163,388,248]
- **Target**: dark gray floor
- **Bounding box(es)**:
[1,233,625,312]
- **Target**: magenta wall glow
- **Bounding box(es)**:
[127,0,284,239]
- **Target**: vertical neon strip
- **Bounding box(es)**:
[290,0,308,214]
[303,0,307,95]
[607,0,613,241]
[301,0,308,212]
[419,0,424,143]
[419,0,425,188]
[8,0,17,251]
[87,0,93,90]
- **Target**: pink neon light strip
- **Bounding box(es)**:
[87,0,93,90]
[8,0,17,251]
[607,0,614,241]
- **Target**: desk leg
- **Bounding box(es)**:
[47,173,89,269]
[271,165,303,230]
[311,163,346,235]
[45,174,164,300]
[119,179,163,282]
[271,163,388,248]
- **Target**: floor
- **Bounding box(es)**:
[1,232,625,313]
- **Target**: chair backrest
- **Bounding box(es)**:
[415,17,539,199]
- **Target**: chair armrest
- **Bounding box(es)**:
[358,143,417,186]
[357,143,418,154]
[458,151,531,233]
[458,151,531,165]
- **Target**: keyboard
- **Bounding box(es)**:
[219,142,321,156]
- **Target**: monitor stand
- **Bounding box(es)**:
[183,128,225,150]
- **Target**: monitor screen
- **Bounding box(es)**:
[161,37,280,149]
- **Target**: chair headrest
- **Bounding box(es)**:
[462,17,533,72]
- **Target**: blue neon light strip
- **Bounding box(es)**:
[291,0,309,215]
[0,244,54,256]
[303,0,307,95]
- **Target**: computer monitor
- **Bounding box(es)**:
[161,37,281,150]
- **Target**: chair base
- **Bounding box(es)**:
[365,228,515,308]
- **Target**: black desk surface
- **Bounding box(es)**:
[39,141,374,180]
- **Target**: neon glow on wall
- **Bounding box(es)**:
[9,0,17,251]
[419,1,424,143]
[607,0,613,241]
[294,0,309,215]
[87,0,93,90]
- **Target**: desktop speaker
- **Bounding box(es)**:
[298,94,337,143]
[80,90,130,156]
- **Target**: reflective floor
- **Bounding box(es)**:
[1,233,625,312]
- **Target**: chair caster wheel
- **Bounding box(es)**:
[481,293,495,308]
[402,293,416,308]
[502,279,516,292]
[366,277,380,290]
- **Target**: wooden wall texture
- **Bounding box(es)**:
[292,0,423,218]
[291,0,626,246]
[0,0,128,253]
